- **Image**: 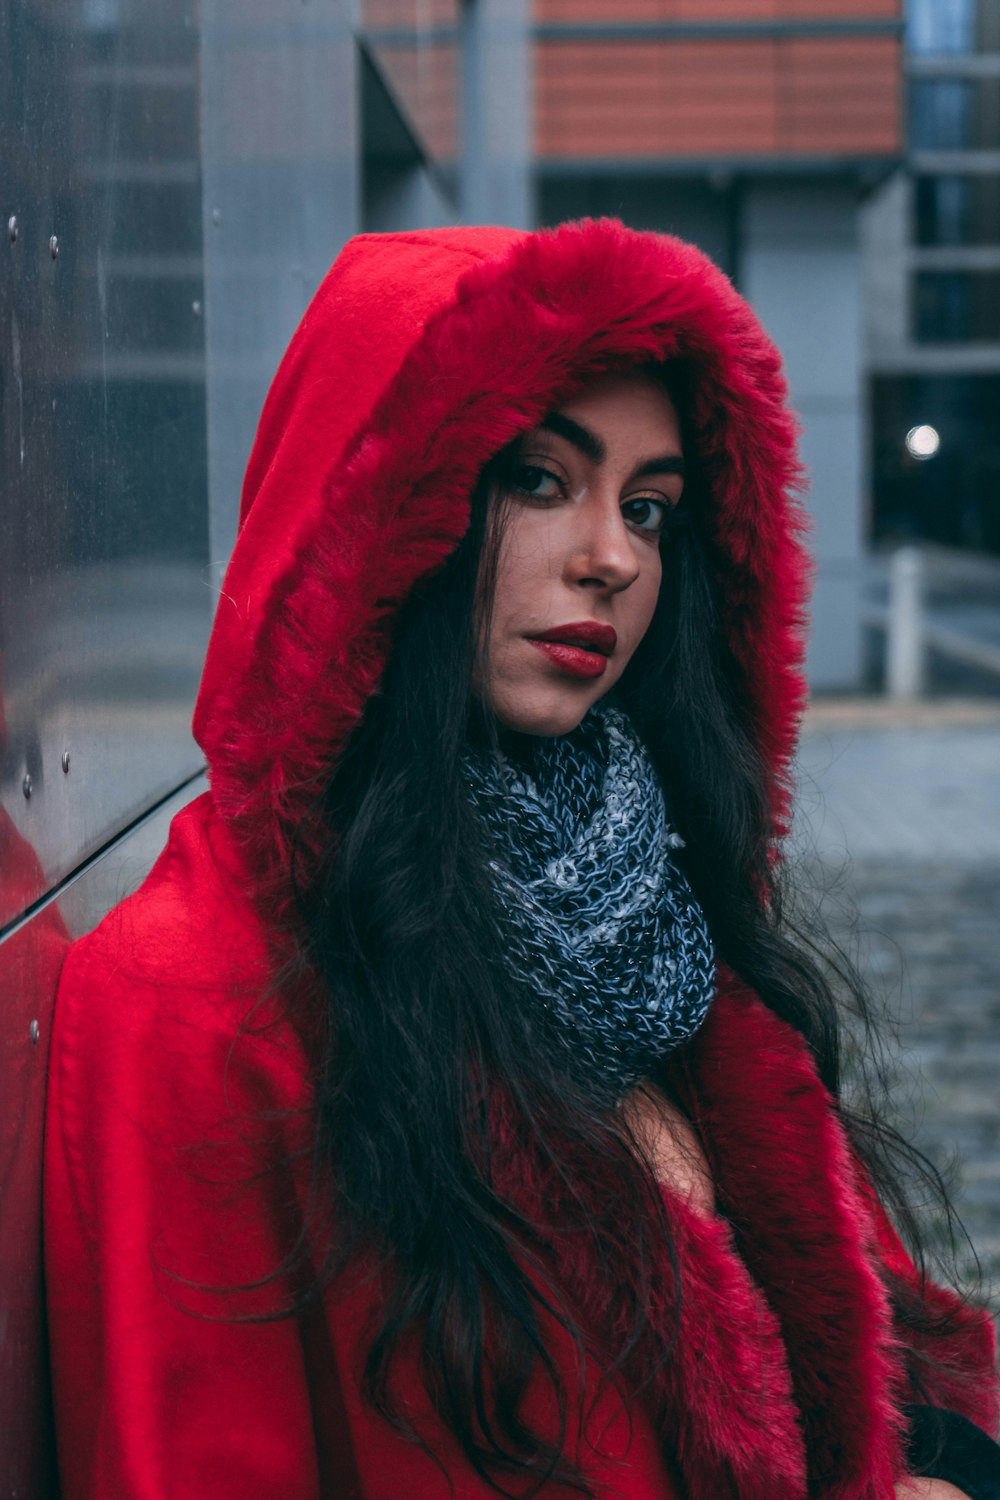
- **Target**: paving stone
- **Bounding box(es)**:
[790,715,1000,1291]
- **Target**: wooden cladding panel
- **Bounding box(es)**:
[783,38,900,152]
[536,1,899,23]
[537,41,778,155]
[776,0,899,16]
[535,36,901,157]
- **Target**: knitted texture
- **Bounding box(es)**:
[462,703,715,1100]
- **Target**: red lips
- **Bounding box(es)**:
[527,621,616,680]
[530,621,617,655]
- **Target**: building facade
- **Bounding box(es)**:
[863,0,1000,554]
[533,0,906,690]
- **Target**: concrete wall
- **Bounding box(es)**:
[741,182,865,689]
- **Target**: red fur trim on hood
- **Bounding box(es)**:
[670,978,909,1499]
[193,220,810,919]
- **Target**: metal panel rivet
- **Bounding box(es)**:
[61,750,71,774]
[22,773,32,799]
[49,234,59,259]
[192,299,202,317]
[30,1020,40,1045]
[8,215,17,243]
[211,208,221,226]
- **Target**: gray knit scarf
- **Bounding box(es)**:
[462,701,716,1101]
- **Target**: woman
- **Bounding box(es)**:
[44,220,998,1498]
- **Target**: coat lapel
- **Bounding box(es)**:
[667,975,907,1499]
[649,1191,809,1499]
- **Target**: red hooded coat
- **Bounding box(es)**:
[44,221,998,1499]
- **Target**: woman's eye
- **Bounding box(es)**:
[622,497,670,534]
[508,464,563,501]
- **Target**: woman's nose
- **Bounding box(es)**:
[566,495,640,592]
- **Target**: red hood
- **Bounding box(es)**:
[193,220,809,913]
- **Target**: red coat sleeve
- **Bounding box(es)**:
[859,1168,999,1437]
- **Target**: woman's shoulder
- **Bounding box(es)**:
[60,793,272,1018]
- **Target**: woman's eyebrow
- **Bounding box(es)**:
[633,454,686,480]
[538,413,685,481]
[539,412,606,465]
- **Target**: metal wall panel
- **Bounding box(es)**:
[1,0,212,931]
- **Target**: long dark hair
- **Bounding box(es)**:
[290,365,972,1496]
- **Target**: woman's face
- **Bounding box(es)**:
[479,368,685,736]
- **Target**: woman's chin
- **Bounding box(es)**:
[489,684,611,738]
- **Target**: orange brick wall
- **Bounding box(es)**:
[537,1,899,20]
[535,3,902,159]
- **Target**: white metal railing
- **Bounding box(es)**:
[863,545,1000,699]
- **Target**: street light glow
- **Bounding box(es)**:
[905,424,940,459]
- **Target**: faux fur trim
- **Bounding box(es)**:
[194,220,810,916]
[486,1082,809,1499]
[653,1200,808,1500]
[672,976,908,1499]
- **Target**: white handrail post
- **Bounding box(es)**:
[887,545,925,700]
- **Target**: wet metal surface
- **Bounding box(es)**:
[1,2,212,934]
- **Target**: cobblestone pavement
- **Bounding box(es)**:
[792,704,1000,1291]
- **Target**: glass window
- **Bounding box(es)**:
[910,78,1000,150]
[968,76,1000,151]
[871,374,1000,552]
[915,175,1000,245]
[907,0,974,55]
[909,79,971,149]
[914,271,1000,340]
